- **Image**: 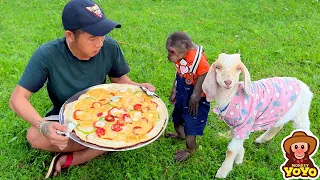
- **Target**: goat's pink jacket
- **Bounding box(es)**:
[214,77,300,139]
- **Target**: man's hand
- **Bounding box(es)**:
[110,75,155,92]
[40,121,69,150]
[140,83,155,92]
[188,94,201,116]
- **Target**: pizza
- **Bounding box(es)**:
[63,83,168,149]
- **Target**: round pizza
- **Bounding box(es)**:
[63,83,168,149]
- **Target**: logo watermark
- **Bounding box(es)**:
[280,130,319,179]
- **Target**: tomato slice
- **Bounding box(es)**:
[111,124,122,132]
[96,127,106,137]
[150,100,158,108]
[122,113,131,119]
[102,137,113,140]
[116,119,125,126]
[133,104,142,111]
[73,110,83,120]
[97,112,103,117]
[105,115,115,122]
[141,117,149,123]
[147,125,154,133]
[91,102,102,108]
[142,107,150,113]
[122,114,132,123]
[132,126,142,135]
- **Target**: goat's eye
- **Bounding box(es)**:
[215,66,221,70]
[237,67,241,71]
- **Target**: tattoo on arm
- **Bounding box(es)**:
[39,121,52,137]
[42,122,51,136]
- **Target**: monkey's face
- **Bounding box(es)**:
[166,46,186,63]
[291,142,308,159]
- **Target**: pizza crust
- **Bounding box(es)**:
[62,83,168,149]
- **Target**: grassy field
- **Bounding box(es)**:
[1,0,320,179]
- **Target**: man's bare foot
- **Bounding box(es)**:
[53,151,105,176]
[46,149,106,178]
[174,150,191,161]
[164,132,185,140]
[45,153,73,178]
[53,154,69,176]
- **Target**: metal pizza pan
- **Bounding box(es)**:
[58,84,168,151]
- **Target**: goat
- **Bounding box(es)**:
[202,53,313,178]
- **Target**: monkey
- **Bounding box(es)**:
[164,31,211,161]
[166,32,196,63]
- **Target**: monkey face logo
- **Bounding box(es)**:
[86,4,103,18]
[280,130,319,179]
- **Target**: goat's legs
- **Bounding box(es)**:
[293,112,311,135]
[255,125,284,144]
[234,146,245,164]
[293,103,311,135]
[293,82,312,135]
[216,138,244,178]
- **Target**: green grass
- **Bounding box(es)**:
[1,0,320,179]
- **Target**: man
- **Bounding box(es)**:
[9,0,155,178]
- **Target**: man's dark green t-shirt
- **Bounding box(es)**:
[19,36,130,116]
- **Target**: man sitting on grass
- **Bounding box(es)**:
[9,0,154,178]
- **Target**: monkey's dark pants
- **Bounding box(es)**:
[172,74,210,135]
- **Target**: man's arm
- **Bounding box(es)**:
[109,75,155,92]
[9,85,69,149]
[9,85,44,128]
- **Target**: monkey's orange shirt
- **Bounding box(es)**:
[175,49,210,83]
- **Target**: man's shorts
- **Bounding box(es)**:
[172,97,210,136]
[44,115,59,122]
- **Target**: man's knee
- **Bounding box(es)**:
[26,127,42,149]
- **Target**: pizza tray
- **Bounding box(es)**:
[58,84,168,151]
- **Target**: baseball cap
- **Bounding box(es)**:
[62,0,121,36]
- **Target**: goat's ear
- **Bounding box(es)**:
[240,62,254,97]
[202,63,217,102]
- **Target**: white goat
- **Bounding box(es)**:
[202,53,313,178]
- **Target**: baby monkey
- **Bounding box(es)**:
[165,31,211,161]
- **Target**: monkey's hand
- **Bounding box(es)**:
[169,90,176,104]
[188,93,201,116]
[188,73,207,116]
